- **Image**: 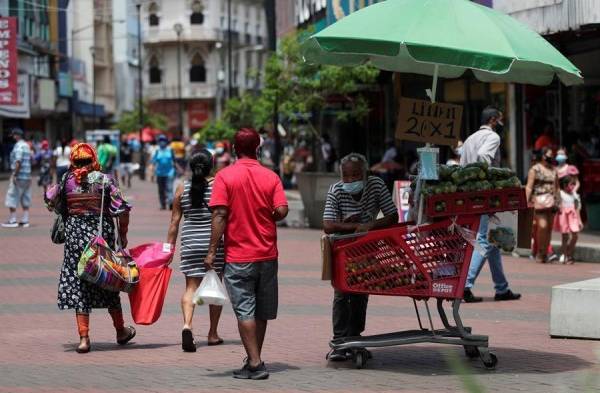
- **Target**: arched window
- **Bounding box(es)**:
[189,53,206,82]
[149,56,161,84]
[190,1,204,25]
[148,2,160,26]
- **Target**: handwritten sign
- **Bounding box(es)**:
[396,97,462,146]
[0,17,17,105]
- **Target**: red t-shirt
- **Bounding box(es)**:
[209,158,288,263]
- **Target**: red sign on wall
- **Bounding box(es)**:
[0,17,18,105]
[188,101,210,130]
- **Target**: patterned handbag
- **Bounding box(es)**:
[77,175,139,293]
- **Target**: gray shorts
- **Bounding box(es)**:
[224,260,278,321]
[5,179,32,209]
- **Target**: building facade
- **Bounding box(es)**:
[67,0,116,137]
[113,0,140,119]
[140,0,268,138]
[0,0,68,168]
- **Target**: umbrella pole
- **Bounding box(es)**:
[426,64,439,103]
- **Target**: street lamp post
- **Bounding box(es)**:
[174,23,184,137]
[227,0,232,98]
[137,3,146,180]
[89,46,96,130]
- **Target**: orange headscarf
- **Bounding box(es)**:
[70,143,101,183]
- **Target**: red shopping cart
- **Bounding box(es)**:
[328,215,497,370]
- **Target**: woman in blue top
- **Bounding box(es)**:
[152,135,176,210]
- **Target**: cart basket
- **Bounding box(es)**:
[426,187,526,218]
[331,215,480,300]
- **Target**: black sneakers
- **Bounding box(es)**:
[494,290,521,301]
[327,348,348,362]
[463,288,483,303]
[233,361,269,380]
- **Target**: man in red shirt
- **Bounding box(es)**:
[205,128,288,380]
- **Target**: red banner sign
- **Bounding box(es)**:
[0,17,18,105]
[188,101,210,130]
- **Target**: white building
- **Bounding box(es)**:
[140,0,268,137]
[68,0,116,133]
[113,0,141,119]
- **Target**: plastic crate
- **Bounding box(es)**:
[425,187,526,218]
[331,216,480,300]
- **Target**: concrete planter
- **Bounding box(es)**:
[296,172,339,229]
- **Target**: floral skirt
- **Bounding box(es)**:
[57,215,121,313]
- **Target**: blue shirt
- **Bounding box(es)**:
[11,140,32,181]
[152,147,175,177]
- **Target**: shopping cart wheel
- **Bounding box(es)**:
[463,345,480,359]
[353,350,368,369]
[480,352,498,370]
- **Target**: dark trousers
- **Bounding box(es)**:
[332,289,369,339]
[156,176,171,209]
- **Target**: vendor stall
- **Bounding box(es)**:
[304,0,583,370]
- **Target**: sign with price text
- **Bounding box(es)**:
[0,17,17,105]
[395,97,462,146]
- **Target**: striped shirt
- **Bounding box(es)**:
[179,179,224,277]
[323,176,397,226]
[10,140,32,181]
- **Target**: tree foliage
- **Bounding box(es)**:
[113,102,168,134]
[196,29,379,143]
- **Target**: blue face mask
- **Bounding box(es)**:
[556,154,567,164]
[342,180,364,195]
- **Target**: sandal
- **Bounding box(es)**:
[207,338,224,346]
[76,336,90,354]
[116,326,136,345]
[182,328,196,352]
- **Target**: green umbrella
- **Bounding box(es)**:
[302,0,583,96]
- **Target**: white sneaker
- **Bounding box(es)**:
[559,254,566,264]
[19,222,30,228]
[1,221,18,228]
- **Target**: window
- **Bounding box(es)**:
[190,1,204,25]
[149,56,161,84]
[244,22,250,44]
[148,2,159,26]
[189,53,206,82]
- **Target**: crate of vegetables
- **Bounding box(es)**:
[413,162,527,217]
[330,215,480,299]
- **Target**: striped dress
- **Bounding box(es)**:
[179,179,224,277]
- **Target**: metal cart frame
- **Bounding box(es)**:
[327,217,497,370]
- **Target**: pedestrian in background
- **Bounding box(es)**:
[119,137,134,188]
[45,143,135,353]
[2,128,32,228]
[554,175,582,264]
[97,136,117,175]
[166,149,225,352]
[35,140,53,193]
[205,128,288,380]
[526,147,560,264]
[53,140,71,183]
[555,147,580,192]
[152,135,175,210]
[322,153,398,361]
[170,136,187,178]
[461,106,521,303]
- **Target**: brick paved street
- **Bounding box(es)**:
[0,178,599,393]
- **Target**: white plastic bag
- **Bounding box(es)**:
[193,270,229,306]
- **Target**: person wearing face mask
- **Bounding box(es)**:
[460,107,521,303]
[526,147,561,264]
[151,135,176,210]
[322,153,398,361]
[555,147,580,192]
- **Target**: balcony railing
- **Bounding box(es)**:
[144,26,219,44]
[144,83,218,100]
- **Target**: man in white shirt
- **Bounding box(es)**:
[461,107,521,303]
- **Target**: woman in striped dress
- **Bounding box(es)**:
[167,149,225,352]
